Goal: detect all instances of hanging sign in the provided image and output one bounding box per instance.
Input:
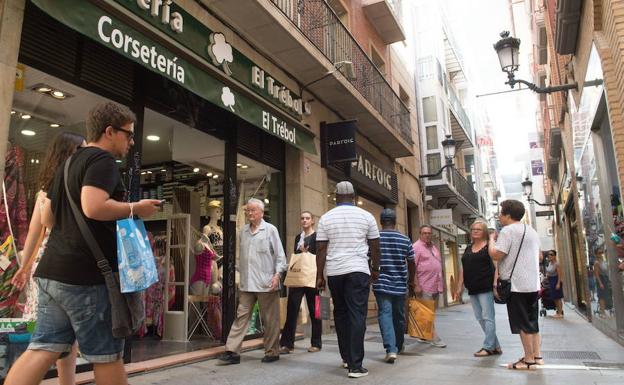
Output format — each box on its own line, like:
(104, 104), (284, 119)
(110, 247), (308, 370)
(349, 146), (397, 203)
(324, 120), (357, 164)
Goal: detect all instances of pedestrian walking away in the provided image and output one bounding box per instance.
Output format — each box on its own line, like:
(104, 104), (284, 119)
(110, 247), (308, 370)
(280, 210), (322, 354)
(373, 209), (415, 364)
(316, 181), (380, 378)
(218, 198), (287, 365)
(4, 102), (161, 385)
(489, 200), (542, 370)
(455, 220), (502, 357)
(412, 225), (446, 348)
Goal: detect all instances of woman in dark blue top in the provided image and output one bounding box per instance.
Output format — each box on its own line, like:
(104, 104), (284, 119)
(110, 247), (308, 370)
(279, 211), (322, 353)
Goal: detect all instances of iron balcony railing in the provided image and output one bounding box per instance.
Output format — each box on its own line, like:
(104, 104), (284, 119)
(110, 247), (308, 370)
(270, 0), (413, 145)
(447, 83), (473, 141)
(451, 168), (479, 211)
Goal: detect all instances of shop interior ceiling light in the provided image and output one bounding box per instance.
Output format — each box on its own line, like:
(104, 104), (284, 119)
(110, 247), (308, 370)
(10, 110), (15, 115)
(21, 129), (36, 136)
(146, 135), (160, 141)
(241, 165), (249, 169)
(193, 167), (200, 172)
(236, 163), (242, 167)
(21, 114), (32, 120)
(212, 174), (219, 179)
(49, 123), (60, 128)
(207, 172), (213, 177)
(31, 83), (73, 100)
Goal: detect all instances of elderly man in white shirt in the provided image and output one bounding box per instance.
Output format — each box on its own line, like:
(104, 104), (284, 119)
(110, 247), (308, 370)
(218, 198), (287, 365)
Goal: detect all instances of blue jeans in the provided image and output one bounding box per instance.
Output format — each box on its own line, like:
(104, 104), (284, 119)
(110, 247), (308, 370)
(374, 292), (405, 353)
(470, 291), (500, 351)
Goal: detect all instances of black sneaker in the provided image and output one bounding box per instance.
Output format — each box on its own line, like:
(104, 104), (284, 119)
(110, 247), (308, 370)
(216, 351), (240, 365)
(347, 367), (369, 378)
(261, 355), (280, 363)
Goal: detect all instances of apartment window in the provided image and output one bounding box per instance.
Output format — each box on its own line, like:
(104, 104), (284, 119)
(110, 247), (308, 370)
(426, 153), (442, 180)
(426, 125), (438, 150)
(370, 45), (386, 75)
(422, 96), (437, 123)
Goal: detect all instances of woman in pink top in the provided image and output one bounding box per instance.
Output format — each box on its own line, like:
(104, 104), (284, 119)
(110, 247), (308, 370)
(412, 225), (446, 348)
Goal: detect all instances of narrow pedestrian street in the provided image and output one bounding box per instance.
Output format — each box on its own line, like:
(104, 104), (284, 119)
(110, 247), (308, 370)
(128, 302), (624, 385)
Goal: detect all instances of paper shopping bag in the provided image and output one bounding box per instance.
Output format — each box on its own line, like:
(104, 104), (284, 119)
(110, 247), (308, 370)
(284, 252), (316, 288)
(407, 297), (436, 341)
(117, 218), (158, 293)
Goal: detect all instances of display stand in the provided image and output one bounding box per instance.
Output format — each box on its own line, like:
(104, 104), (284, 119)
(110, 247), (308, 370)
(163, 214), (191, 341)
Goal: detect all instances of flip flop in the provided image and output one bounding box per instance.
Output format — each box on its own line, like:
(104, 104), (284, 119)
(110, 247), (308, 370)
(508, 358), (536, 370)
(493, 348), (503, 355)
(474, 348), (495, 357)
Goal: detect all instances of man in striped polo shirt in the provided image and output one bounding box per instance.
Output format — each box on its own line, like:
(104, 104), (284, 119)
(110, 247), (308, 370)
(373, 209), (415, 363)
(316, 181), (380, 379)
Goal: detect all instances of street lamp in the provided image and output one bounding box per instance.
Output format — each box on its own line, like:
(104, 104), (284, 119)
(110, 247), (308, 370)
(521, 177), (554, 207)
(420, 134), (457, 179)
(493, 31), (601, 94)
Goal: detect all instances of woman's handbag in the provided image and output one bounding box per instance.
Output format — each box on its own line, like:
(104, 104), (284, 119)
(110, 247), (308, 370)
(494, 225), (526, 304)
(63, 157), (144, 338)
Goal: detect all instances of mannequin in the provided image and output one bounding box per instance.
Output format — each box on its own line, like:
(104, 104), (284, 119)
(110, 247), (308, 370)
(190, 225), (222, 295)
(206, 200), (224, 261)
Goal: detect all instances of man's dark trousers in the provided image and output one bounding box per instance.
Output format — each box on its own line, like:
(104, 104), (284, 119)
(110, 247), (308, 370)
(328, 272), (369, 370)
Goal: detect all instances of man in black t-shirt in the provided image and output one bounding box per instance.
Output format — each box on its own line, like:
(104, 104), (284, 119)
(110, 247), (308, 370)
(5, 102), (161, 385)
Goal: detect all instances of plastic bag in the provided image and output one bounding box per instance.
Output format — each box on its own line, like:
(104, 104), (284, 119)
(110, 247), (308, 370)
(116, 219), (158, 293)
(407, 296), (436, 341)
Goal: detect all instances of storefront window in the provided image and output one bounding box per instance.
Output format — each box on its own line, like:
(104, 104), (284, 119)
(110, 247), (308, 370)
(136, 108), (226, 359)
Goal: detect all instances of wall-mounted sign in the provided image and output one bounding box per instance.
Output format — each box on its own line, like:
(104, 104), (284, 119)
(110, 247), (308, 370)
(430, 209), (453, 227)
(112, 0), (311, 120)
(323, 120), (357, 164)
(32, 0), (317, 154)
(349, 146), (397, 203)
(531, 160), (544, 176)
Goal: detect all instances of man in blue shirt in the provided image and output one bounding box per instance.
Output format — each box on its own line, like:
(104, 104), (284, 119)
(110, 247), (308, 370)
(373, 209), (415, 363)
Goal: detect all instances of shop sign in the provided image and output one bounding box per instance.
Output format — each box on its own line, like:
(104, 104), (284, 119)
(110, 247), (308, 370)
(350, 147), (397, 203)
(112, 0), (310, 119)
(324, 120), (357, 164)
(32, 0), (317, 155)
(430, 209), (453, 226)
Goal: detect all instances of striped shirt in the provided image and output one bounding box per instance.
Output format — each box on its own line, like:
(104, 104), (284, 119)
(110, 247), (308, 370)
(373, 230), (415, 296)
(316, 204), (380, 276)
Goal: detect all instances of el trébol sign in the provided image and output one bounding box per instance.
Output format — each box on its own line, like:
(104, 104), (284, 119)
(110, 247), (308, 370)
(113, 0), (311, 120)
(31, 0), (316, 154)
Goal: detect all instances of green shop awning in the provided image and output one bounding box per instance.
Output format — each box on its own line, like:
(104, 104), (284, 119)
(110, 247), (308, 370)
(31, 0), (317, 154)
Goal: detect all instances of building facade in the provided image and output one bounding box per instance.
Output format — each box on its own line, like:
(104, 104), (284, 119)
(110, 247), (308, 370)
(410, 0), (485, 307)
(0, 0), (422, 377)
(532, 0), (624, 344)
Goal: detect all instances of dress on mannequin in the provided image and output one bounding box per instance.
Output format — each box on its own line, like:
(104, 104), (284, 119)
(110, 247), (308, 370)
(206, 200), (224, 259)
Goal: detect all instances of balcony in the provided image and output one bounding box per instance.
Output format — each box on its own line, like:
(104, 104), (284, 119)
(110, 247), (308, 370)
(362, 0), (405, 44)
(424, 157), (480, 215)
(205, 0), (414, 157)
(447, 85), (474, 148)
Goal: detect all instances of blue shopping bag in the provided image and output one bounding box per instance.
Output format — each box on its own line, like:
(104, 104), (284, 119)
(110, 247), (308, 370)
(116, 218), (158, 293)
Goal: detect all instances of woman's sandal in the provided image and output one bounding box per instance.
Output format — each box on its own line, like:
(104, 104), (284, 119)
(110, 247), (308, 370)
(474, 348), (495, 357)
(534, 356), (544, 365)
(508, 358), (537, 370)
(493, 347), (503, 355)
